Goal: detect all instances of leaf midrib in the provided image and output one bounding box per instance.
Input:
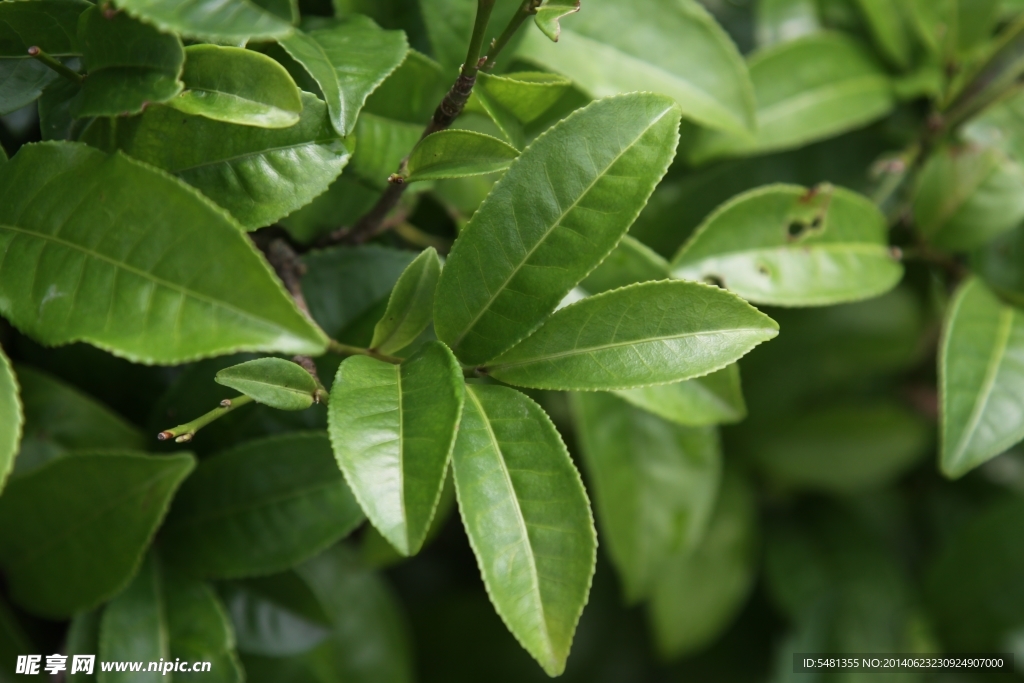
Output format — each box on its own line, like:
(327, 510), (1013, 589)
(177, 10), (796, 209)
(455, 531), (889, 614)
(487, 327), (773, 371)
(466, 387), (554, 661)
(450, 103), (676, 349)
(675, 241), (891, 267)
(0, 224), (293, 337)
(757, 74), (889, 129)
(171, 135), (343, 174)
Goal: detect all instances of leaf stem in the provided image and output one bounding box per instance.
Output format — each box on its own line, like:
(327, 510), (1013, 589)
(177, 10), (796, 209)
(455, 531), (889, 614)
(157, 395), (254, 443)
(328, 339), (404, 364)
(483, 0), (541, 71)
(27, 47), (82, 84)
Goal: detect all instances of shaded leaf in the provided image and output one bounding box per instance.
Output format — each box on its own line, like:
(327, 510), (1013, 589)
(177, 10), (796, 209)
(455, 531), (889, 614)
(404, 130), (518, 183)
(0, 451), (194, 617)
(370, 247), (442, 354)
(972, 223), (1024, 307)
(475, 72), (571, 125)
(347, 111), (422, 189)
(535, 0), (580, 41)
(0, 0), (88, 57)
(161, 433), (363, 579)
(572, 392), (721, 602)
(163, 571), (244, 683)
(686, 33), (894, 164)
(72, 7), (184, 118)
(672, 183), (903, 306)
(67, 609), (101, 683)
(223, 575), (331, 657)
(166, 45), (303, 128)
(434, 93), (682, 366)
(0, 142), (327, 362)
(518, 0), (755, 135)
(615, 364), (747, 426)
(451, 384), (596, 676)
(0, 345), (20, 495)
(854, 0), (913, 67)
(755, 0), (820, 48)
(98, 554), (166, 683)
(648, 469), (757, 659)
(111, 0), (294, 42)
(215, 358), (319, 411)
(38, 76), (83, 140)
(329, 342), (464, 556)
(14, 364), (144, 476)
(743, 401), (930, 493)
(0, 58), (58, 115)
(280, 16), (407, 136)
(913, 143), (1024, 251)
(83, 92), (349, 230)
(485, 281), (779, 391)
(940, 278), (1024, 478)
(580, 235), (669, 294)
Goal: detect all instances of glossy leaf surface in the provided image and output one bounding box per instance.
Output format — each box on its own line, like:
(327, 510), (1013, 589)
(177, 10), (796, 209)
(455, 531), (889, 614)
(73, 7), (184, 118)
(0, 452), (194, 617)
(535, 0), (579, 41)
(615, 364), (747, 426)
(913, 144), (1024, 251)
(111, 0), (293, 42)
(329, 342), (464, 556)
(0, 142), (327, 362)
(0, 345), (20, 494)
(84, 92), (349, 230)
(167, 45), (303, 128)
(940, 278), (1024, 478)
(162, 433), (363, 579)
(434, 93), (682, 366)
(686, 33), (894, 164)
(215, 358), (318, 411)
(0, 0), (87, 57)
(519, 0), (755, 135)
(452, 384), (596, 676)
(280, 16), (407, 136)
(485, 281), (779, 391)
(672, 184), (903, 306)
(370, 247), (442, 355)
(404, 131), (519, 183)
(475, 72), (571, 125)
(572, 392), (721, 602)
(648, 470), (757, 658)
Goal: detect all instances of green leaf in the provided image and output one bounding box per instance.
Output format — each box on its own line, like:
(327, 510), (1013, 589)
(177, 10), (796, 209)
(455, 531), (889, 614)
(68, 609), (101, 683)
(755, 0), (820, 48)
(329, 341), (464, 556)
(580, 235), (669, 294)
(571, 392), (721, 603)
(434, 93), (682, 366)
(302, 245), (417, 342)
(0, 0), (88, 57)
(161, 433), (363, 579)
(223, 574), (331, 656)
(253, 0), (298, 24)
(165, 45), (303, 128)
(370, 247), (442, 354)
(743, 401), (930, 493)
(215, 358), (318, 411)
(0, 345), (21, 495)
(475, 72), (572, 125)
(98, 554), (166, 683)
(648, 469), (757, 659)
(854, 0), (913, 67)
(685, 33), (895, 164)
(451, 384), (596, 676)
(484, 281), (779, 391)
(362, 469), (456, 569)
(913, 143), (1024, 251)
(163, 571), (244, 683)
(517, 0), (755, 136)
(973, 224), (1024, 307)
(72, 6), (184, 118)
(0, 58), (58, 115)
(0, 451), (194, 618)
(404, 130), (519, 183)
(940, 278), (1024, 478)
(926, 497), (1024, 649)
(280, 175), (378, 244)
(282, 545), (413, 683)
(535, 0), (580, 41)
(0, 142), (327, 362)
(348, 111), (422, 190)
(111, 0), (294, 42)
(14, 364), (144, 475)
(82, 92), (349, 230)
(419, 0), (524, 77)
(280, 16), (408, 136)
(671, 184), (903, 306)
(39, 77), (83, 140)
(614, 364), (747, 426)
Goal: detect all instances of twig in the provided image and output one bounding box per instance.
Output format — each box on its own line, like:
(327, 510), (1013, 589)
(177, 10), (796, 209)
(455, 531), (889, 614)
(292, 354), (329, 404)
(483, 0), (542, 71)
(328, 339), (404, 364)
(265, 238), (310, 315)
(157, 395), (254, 443)
(27, 47), (82, 84)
